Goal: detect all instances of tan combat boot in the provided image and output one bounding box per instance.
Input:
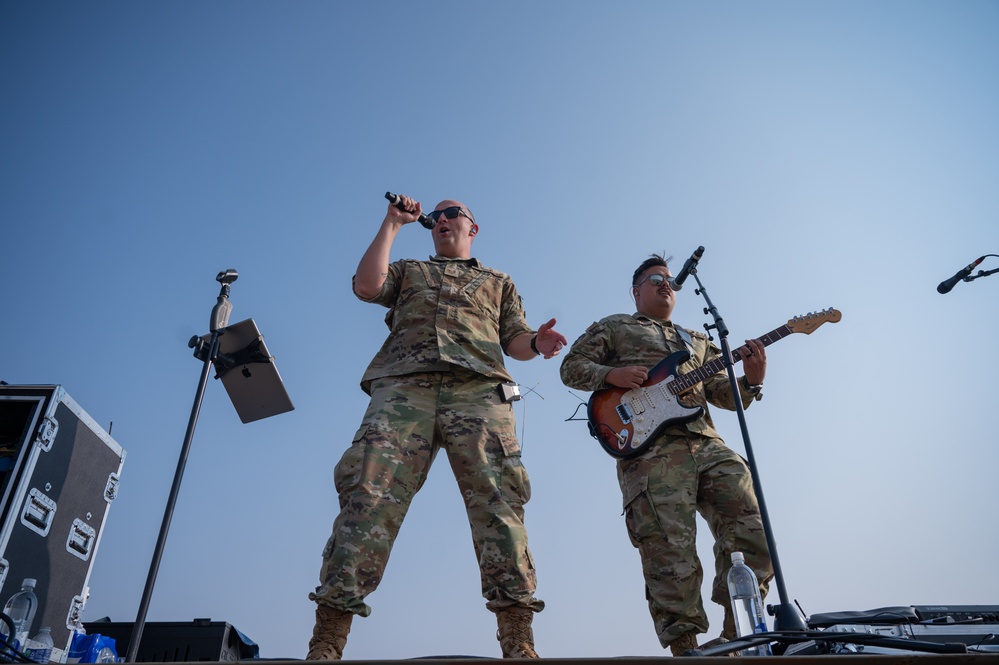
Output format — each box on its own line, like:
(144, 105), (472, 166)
(496, 606), (539, 658)
(307, 604), (353, 660)
(669, 631), (699, 657)
(699, 608), (739, 656)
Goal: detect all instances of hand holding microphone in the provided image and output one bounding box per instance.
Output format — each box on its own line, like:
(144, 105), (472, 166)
(385, 192), (435, 229)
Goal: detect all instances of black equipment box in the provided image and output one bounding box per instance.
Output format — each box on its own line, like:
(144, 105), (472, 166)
(82, 620), (258, 662)
(0, 385), (125, 658)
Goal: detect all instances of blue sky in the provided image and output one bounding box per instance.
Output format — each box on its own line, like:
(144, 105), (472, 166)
(2, 1), (998, 659)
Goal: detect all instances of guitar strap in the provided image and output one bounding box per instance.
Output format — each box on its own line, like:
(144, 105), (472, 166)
(673, 324), (695, 355)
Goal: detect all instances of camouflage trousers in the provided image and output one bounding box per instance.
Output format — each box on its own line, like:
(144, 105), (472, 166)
(310, 369), (544, 617)
(617, 431), (773, 647)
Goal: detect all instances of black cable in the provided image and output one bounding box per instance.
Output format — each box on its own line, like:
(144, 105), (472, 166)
(688, 628), (973, 657)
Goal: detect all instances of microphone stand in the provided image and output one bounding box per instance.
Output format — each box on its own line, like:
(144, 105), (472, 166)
(687, 265), (974, 657)
(125, 270), (237, 662)
(687, 269), (808, 644)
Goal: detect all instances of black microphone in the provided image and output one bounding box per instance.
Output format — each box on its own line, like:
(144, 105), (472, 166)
(384, 192), (435, 229)
(669, 246), (705, 291)
(937, 257), (984, 294)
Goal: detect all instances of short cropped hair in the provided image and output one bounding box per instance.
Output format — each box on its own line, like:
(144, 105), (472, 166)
(632, 253), (673, 286)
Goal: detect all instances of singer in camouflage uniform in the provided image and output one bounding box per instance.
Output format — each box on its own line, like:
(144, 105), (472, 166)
(560, 254), (773, 656)
(307, 195), (567, 660)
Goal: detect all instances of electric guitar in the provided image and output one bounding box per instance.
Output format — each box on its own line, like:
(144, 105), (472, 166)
(586, 308), (841, 459)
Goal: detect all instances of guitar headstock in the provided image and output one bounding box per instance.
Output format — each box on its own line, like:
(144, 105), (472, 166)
(787, 308), (842, 335)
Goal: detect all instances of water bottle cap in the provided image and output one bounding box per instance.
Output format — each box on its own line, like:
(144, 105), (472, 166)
(731, 551), (745, 564)
(23, 578), (37, 589)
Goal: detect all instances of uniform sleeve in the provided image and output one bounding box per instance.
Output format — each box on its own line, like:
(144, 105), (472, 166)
(498, 276), (534, 350)
(352, 260), (403, 307)
(560, 321), (615, 392)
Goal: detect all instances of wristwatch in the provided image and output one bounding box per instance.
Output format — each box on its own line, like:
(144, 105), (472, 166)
(741, 376), (763, 400)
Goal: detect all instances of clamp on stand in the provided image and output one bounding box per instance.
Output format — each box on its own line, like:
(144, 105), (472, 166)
(964, 255), (999, 287)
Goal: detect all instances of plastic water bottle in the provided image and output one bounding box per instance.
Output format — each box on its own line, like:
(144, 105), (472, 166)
(25, 626), (53, 663)
(726, 552), (772, 656)
(1, 578), (39, 652)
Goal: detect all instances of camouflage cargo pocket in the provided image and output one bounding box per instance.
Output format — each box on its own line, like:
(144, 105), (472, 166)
(622, 473), (664, 546)
(333, 424), (369, 495)
(500, 455), (532, 509)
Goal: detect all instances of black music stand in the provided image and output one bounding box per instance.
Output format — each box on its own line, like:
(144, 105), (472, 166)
(125, 269), (294, 662)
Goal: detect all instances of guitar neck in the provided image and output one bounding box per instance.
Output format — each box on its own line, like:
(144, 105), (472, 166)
(669, 324), (792, 394)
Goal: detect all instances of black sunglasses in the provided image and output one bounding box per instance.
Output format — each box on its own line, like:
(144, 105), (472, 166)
(636, 273), (672, 288)
(428, 206), (473, 223)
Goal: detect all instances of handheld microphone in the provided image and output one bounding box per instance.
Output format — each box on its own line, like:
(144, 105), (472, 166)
(936, 257), (984, 294)
(384, 192), (435, 229)
(669, 246), (705, 291)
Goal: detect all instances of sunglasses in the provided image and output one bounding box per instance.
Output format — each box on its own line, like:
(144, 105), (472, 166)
(636, 273), (672, 288)
(428, 206), (473, 223)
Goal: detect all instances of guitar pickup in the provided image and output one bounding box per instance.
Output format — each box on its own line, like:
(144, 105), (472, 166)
(615, 402), (633, 424)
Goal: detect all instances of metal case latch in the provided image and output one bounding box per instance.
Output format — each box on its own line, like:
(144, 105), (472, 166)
(105, 473), (120, 503)
(66, 591), (89, 631)
(36, 415), (59, 452)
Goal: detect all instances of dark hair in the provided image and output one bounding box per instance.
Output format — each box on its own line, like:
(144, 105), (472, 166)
(632, 253), (673, 285)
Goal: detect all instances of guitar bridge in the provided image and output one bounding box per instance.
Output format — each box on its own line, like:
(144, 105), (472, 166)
(615, 402), (633, 424)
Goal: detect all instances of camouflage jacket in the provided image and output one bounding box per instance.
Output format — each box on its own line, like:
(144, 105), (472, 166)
(560, 313), (758, 438)
(356, 256), (534, 394)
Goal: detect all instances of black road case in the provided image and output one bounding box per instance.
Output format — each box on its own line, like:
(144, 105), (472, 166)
(83, 619), (259, 662)
(0, 385), (125, 660)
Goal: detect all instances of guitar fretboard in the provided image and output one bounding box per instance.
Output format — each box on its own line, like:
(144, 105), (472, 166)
(668, 325), (793, 394)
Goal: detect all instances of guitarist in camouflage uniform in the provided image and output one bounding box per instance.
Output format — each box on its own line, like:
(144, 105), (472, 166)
(307, 194), (567, 660)
(559, 253), (773, 656)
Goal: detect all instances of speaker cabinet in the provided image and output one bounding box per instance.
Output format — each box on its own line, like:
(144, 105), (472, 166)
(83, 619), (258, 662)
